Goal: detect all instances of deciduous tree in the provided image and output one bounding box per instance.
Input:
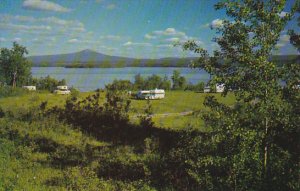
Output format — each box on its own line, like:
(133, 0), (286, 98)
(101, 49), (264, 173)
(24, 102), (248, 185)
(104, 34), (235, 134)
(181, 0), (299, 190)
(0, 42), (31, 87)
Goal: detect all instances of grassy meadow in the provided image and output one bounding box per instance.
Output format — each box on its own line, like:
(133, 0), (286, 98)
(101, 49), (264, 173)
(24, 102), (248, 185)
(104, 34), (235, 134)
(0, 90), (235, 129)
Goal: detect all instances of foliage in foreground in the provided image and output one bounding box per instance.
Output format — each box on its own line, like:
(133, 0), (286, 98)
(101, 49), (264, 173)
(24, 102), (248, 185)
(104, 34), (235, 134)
(182, 0), (300, 190)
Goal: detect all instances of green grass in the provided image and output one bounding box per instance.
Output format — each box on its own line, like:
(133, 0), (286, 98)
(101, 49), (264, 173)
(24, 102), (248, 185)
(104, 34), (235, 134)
(0, 116), (108, 190)
(0, 90), (235, 129)
(0, 90), (235, 190)
(131, 91), (234, 129)
(130, 91), (235, 113)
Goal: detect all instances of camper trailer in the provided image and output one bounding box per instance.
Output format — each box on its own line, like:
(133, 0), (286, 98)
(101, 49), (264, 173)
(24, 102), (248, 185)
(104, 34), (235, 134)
(204, 83), (225, 93)
(136, 89), (165, 99)
(22, 86), (36, 91)
(216, 83), (225, 93)
(54, 85), (71, 95)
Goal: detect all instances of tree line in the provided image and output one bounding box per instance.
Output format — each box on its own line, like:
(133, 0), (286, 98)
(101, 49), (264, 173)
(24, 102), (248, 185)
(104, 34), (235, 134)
(106, 70), (206, 92)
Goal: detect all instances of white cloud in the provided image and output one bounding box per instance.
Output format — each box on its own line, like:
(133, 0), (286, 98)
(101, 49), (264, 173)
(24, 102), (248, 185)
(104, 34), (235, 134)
(211, 19), (224, 29)
(144, 34), (156, 39)
(123, 41), (152, 47)
(165, 28), (175, 34)
(68, 38), (79, 43)
(165, 37), (180, 42)
(146, 28), (189, 44)
(124, 47), (133, 50)
(145, 28), (203, 48)
(10, 15), (36, 22)
(0, 23), (52, 31)
(41, 17), (83, 27)
(156, 44), (173, 48)
(153, 28), (186, 37)
(32, 38), (42, 44)
(0, 37), (6, 42)
(13, 37), (22, 42)
(200, 23), (210, 29)
(22, 0), (71, 12)
(106, 47), (117, 51)
(123, 41), (133, 46)
(70, 26), (86, 32)
(0, 14), (89, 38)
(106, 4), (116, 10)
(0, 14), (84, 28)
(99, 35), (121, 40)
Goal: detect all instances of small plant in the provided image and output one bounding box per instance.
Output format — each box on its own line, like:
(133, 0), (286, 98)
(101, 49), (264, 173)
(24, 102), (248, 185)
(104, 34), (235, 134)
(70, 87), (80, 98)
(139, 99), (154, 128)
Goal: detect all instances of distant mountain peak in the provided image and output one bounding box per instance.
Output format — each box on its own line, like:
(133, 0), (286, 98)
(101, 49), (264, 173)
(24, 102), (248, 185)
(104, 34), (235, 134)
(78, 49), (98, 53)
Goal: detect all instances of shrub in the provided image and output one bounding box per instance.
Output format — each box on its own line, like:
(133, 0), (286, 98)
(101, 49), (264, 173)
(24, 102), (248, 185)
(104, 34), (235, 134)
(0, 86), (28, 98)
(97, 146), (150, 181)
(64, 167), (108, 191)
(185, 81), (205, 92)
(69, 87), (80, 98)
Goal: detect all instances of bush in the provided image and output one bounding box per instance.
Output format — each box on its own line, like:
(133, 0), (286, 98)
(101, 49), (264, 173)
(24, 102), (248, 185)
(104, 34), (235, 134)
(0, 86), (28, 98)
(47, 90), (131, 136)
(185, 81), (205, 92)
(97, 146), (150, 181)
(105, 79), (133, 91)
(64, 167), (113, 191)
(70, 87), (80, 98)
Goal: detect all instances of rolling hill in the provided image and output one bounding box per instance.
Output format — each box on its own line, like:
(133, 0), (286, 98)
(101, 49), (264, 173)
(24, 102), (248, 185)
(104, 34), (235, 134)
(27, 49), (299, 68)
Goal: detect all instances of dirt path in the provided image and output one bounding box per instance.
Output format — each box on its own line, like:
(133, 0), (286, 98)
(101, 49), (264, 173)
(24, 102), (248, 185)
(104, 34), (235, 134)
(131, 111), (194, 119)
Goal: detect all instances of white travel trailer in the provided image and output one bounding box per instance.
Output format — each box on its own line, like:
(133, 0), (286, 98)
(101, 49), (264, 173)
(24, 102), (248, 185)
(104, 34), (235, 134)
(136, 89), (165, 99)
(56, 86), (68, 90)
(204, 83), (225, 93)
(22, 86), (36, 91)
(216, 83), (225, 93)
(54, 85), (71, 95)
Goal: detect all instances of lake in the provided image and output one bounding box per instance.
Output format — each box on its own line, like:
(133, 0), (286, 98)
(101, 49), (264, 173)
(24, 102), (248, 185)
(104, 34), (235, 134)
(32, 67), (210, 92)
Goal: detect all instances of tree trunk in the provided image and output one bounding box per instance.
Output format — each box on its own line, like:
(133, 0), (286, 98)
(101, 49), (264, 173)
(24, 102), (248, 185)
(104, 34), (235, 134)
(262, 117), (270, 190)
(264, 118), (268, 175)
(263, 87), (270, 190)
(12, 71), (17, 88)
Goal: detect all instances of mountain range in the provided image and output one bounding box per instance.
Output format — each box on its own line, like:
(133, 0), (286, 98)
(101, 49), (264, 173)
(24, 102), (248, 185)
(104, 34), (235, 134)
(27, 49), (299, 68)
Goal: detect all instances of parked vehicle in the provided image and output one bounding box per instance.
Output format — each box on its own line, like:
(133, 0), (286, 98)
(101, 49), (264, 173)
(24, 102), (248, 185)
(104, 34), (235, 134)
(204, 83), (225, 93)
(204, 86), (211, 93)
(216, 83), (225, 93)
(22, 86), (36, 91)
(54, 85), (70, 95)
(136, 89), (165, 99)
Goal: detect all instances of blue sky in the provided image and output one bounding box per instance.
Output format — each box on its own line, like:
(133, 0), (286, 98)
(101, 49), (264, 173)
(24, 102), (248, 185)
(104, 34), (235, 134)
(0, 0), (299, 58)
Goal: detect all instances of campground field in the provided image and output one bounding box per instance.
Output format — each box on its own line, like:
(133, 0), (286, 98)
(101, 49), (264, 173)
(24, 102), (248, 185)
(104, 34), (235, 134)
(0, 90), (235, 130)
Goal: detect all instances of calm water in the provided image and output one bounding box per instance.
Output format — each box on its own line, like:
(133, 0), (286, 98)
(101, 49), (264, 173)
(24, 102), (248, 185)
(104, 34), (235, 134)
(32, 67), (210, 92)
